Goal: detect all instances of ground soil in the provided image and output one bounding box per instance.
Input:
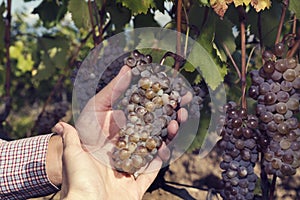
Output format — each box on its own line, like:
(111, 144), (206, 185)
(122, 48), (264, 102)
(31, 146), (300, 200)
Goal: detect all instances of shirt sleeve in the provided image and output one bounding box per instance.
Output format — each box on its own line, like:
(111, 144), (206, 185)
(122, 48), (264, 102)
(0, 134), (60, 200)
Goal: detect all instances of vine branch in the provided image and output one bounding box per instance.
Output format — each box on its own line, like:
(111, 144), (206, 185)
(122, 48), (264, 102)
(238, 6), (247, 109)
(4, 0), (12, 98)
(88, 0), (97, 46)
(275, 0), (289, 44)
(98, 0), (106, 44)
(175, 0), (182, 72)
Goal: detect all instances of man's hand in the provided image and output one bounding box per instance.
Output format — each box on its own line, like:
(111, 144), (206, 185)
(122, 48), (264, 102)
(75, 65), (189, 171)
(54, 122), (169, 200)
(53, 65), (190, 199)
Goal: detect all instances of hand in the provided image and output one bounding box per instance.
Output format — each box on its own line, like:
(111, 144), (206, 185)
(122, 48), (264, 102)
(57, 65), (189, 200)
(75, 65), (189, 168)
(54, 122), (164, 200)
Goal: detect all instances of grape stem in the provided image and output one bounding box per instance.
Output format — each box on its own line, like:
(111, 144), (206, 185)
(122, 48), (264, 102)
(223, 43), (241, 80)
(269, 175), (277, 200)
(286, 38), (300, 58)
(275, 0), (289, 44)
(260, 153), (270, 199)
(238, 6), (247, 109)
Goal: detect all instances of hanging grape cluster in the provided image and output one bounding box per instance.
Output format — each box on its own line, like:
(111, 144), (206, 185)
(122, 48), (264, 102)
(111, 50), (195, 175)
(249, 42), (300, 177)
(218, 102), (258, 200)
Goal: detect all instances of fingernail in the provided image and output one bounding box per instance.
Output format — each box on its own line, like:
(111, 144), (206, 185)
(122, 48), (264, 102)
(53, 123), (64, 134)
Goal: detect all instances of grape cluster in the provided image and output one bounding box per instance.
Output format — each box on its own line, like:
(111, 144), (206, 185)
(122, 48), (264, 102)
(112, 50), (192, 175)
(248, 43), (300, 177)
(72, 42), (126, 110)
(33, 101), (69, 134)
(218, 102), (258, 200)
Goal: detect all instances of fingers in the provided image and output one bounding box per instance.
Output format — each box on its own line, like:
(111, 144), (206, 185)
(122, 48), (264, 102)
(158, 143), (170, 162)
(53, 122), (81, 149)
(177, 108), (188, 123)
(94, 65), (132, 110)
(167, 120), (179, 140)
(180, 91), (193, 106)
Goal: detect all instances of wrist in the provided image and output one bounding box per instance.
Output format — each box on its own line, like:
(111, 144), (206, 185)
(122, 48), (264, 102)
(46, 134), (63, 187)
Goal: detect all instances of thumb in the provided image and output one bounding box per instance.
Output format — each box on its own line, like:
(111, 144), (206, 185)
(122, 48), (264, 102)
(53, 122), (81, 148)
(93, 65), (132, 110)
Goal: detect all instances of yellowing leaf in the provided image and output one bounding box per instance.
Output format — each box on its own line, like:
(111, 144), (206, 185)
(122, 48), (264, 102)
(243, 0), (251, 5)
(210, 0), (231, 17)
(251, 0), (271, 12)
(233, 0), (244, 7)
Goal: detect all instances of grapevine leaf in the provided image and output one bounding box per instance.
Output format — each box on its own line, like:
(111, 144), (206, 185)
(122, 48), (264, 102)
(34, 61), (56, 81)
(183, 62), (196, 72)
(16, 54), (34, 73)
(153, 0), (164, 13)
(106, 3), (131, 33)
(198, 0), (209, 6)
(32, 0), (68, 28)
(68, 0), (90, 30)
(95, 0), (103, 8)
(10, 41), (34, 73)
(210, 0), (230, 17)
(250, 0), (271, 12)
(248, 1), (282, 47)
(116, 0), (155, 15)
(189, 16), (227, 90)
(188, 3), (207, 29)
(289, 0), (300, 19)
(37, 36), (69, 70)
(214, 17), (236, 62)
(134, 12), (160, 28)
(0, 2), (5, 50)
(189, 42), (227, 90)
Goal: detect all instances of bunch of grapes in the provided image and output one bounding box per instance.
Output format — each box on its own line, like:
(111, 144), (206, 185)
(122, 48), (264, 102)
(248, 42), (300, 177)
(218, 102), (258, 200)
(111, 50), (194, 175)
(33, 101), (69, 134)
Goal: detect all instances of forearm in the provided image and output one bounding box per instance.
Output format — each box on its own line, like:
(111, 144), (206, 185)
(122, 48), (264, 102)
(47, 134), (63, 187)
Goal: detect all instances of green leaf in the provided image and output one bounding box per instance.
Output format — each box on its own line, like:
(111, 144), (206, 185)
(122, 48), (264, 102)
(153, 0), (164, 13)
(0, 2), (5, 50)
(214, 17), (236, 62)
(32, 0), (68, 28)
(34, 61), (56, 81)
(248, 1), (283, 47)
(68, 0), (90, 30)
(198, 0), (209, 6)
(9, 41), (34, 73)
(37, 36), (69, 70)
(106, 3), (131, 33)
(134, 11), (160, 28)
(189, 17), (227, 90)
(289, 0), (300, 19)
(116, 0), (155, 14)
